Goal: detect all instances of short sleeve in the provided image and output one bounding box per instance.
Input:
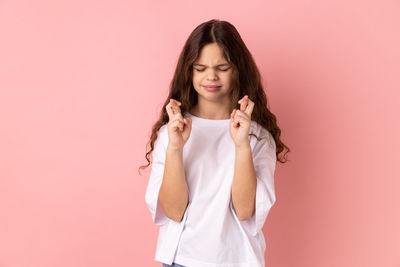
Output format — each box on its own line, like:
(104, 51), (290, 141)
(230, 128), (277, 236)
(144, 125), (169, 226)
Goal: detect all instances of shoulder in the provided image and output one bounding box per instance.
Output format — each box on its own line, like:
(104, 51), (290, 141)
(159, 123), (168, 134)
(155, 123), (169, 148)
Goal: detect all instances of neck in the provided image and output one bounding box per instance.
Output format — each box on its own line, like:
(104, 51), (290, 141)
(189, 97), (231, 120)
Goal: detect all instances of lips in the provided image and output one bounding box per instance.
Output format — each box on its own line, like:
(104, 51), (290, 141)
(203, 85), (221, 92)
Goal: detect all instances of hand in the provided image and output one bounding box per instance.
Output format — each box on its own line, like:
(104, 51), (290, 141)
(229, 95), (254, 148)
(166, 98), (192, 150)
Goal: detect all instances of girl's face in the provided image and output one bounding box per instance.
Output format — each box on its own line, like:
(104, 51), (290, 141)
(192, 43), (233, 102)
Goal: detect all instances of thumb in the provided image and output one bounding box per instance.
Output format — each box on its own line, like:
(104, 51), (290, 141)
(184, 117), (192, 128)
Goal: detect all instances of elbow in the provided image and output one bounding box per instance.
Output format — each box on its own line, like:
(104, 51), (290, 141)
(232, 202), (254, 221)
(159, 189), (189, 223)
(237, 208), (255, 221)
(163, 201), (189, 223)
(166, 207), (186, 222)
(238, 213), (252, 221)
(168, 212), (184, 222)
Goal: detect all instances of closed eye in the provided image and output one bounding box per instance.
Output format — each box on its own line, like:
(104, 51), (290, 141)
(195, 68), (230, 72)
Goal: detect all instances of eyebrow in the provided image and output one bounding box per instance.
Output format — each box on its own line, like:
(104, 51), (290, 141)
(193, 63), (230, 67)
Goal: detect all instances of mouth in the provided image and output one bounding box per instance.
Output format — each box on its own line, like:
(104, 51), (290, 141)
(203, 85), (221, 92)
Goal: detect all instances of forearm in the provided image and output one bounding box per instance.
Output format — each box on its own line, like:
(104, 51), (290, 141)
(159, 145), (189, 222)
(231, 141), (257, 221)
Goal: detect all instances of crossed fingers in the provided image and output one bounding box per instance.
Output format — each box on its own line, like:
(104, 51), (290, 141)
(166, 98), (186, 131)
(237, 95), (254, 119)
(166, 99), (183, 119)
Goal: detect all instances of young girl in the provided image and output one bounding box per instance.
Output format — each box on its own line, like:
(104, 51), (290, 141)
(140, 19), (289, 267)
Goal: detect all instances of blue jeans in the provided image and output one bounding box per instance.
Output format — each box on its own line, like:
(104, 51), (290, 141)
(162, 263), (185, 267)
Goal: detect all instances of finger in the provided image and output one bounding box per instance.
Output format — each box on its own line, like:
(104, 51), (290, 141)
(239, 96), (253, 117)
(231, 116), (240, 128)
(245, 100), (254, 118)
(169, 99), (179, 108)
(171, 99), (182, 106)
(176, 118), (184, 131)
(240, 97), (253, 118)
(240, 97), (248, 112)
(231, 109), (238, 120)
(231, 109), (242, 127)
(171, 117), (184, 123)
(171, 99), (182, 113)
(235, 115), (250, 126)
(184, 117), (192, 126)
(166, 103), (174, 119)
(170, 100), (183, 117)
(169, 100), (177, 114)
(238, 95), (248, 104)
(170, 118), (184, 131)
(183, 117), (192, 131)
(234, 112), (249, 125)
(168, 107), (182, 122)
(234, 109), (250, 120)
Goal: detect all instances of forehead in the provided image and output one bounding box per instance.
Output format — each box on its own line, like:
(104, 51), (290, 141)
(194, 43), (228, 64)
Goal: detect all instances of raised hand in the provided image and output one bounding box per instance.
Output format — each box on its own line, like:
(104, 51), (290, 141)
(229, 95), (255, 148)
(165, 99), (192, 150)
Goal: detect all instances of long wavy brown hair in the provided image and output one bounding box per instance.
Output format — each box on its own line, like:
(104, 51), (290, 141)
(138, 19), (290, 175)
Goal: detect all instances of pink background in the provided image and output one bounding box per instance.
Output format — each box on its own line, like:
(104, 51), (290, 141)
(1, 0), (399, 266)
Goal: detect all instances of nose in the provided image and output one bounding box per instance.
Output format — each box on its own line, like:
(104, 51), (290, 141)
(206, 69), (218, 81)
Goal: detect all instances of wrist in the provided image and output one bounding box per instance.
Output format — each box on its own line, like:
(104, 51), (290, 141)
(167, 144), (183, 153)
(235, 141), (251, 151)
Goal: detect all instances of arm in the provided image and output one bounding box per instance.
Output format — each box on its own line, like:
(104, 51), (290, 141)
(231, 141), (257, 221)
(158, 145), (189, 222)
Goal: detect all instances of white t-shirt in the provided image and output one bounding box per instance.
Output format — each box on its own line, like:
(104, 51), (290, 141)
(145, 111), (277, 267)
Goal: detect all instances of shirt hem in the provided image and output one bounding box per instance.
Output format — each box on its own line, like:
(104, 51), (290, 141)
(155, 253), (174, 265)
(174, 255), (262, 267)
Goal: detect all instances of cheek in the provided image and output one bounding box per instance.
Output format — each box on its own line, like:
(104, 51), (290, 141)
(222, 73), (233, 84)
(192, 75), (203, 90)
(192, 73), (201, 84)
(193, 74), (207, 88)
